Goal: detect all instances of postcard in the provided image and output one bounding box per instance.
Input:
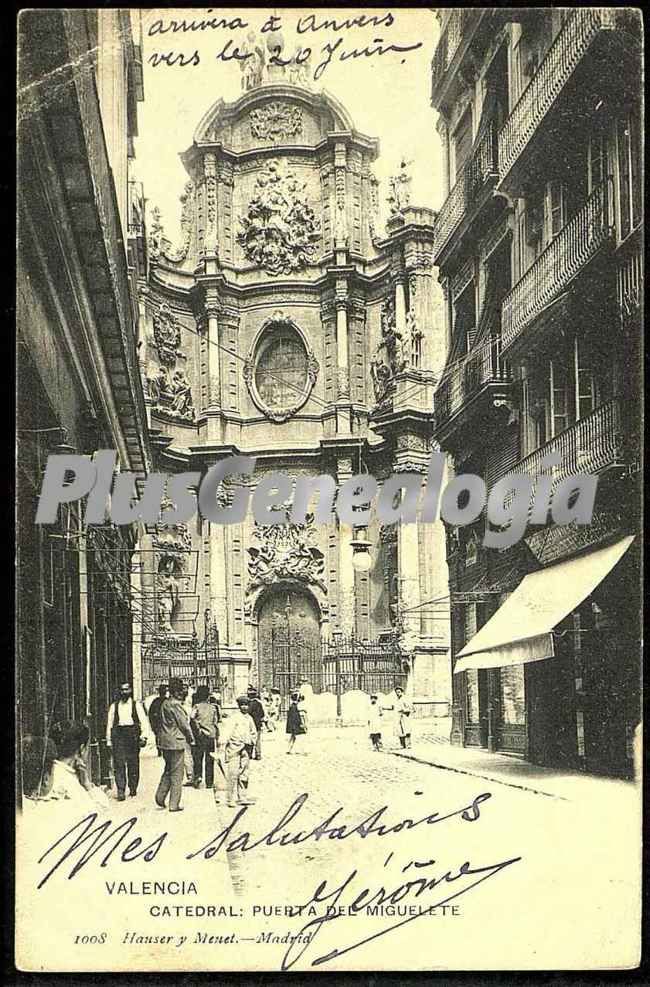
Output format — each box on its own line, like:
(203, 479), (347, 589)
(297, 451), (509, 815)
(16, 6), (642, 973)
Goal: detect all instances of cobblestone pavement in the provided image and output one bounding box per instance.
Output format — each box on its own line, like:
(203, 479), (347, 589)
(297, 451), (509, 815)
(21, 723), (640, 972)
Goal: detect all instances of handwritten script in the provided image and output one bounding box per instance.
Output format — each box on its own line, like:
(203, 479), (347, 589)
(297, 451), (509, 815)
(33, 789), (522, 968)
(145, 10), (424, 81)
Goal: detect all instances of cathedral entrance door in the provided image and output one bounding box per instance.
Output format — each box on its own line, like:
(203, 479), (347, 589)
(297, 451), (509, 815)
(257, 586), (322, 702)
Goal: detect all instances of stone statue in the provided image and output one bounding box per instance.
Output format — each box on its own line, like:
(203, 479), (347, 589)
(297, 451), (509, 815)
(370, 297), (407, 405)
(404, 309), (423, 369)
(240, 31), (265, 90)
(170, 367), (195, 421)
(388, 158), (413, 215)
(156, 568), (179, 635)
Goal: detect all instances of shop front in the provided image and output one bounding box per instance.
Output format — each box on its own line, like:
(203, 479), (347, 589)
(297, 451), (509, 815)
(454, 534), (637, 776)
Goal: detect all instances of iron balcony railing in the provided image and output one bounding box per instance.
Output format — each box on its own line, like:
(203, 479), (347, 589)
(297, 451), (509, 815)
(499, 9), (616, 183)
(502, 179), (613, 351)
(434, 336), (511, 432)
(431, 9), (470, 95)
(491, 398), (623, 505)
(433, 122), (499, 261)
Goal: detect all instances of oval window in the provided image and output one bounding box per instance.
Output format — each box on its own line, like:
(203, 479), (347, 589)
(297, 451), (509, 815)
(254, 329), (309, 412)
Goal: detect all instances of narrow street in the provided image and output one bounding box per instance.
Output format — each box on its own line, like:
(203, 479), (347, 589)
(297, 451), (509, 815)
(21, 722), (640, 973)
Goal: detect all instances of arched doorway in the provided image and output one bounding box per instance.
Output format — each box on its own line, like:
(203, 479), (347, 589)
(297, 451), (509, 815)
(257, 585), (322, 698)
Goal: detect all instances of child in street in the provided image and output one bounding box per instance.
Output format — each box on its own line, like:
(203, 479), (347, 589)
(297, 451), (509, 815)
(368, 694), (383, 751)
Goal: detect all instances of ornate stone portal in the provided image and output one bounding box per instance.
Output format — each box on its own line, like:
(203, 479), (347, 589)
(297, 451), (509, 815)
(139, 74), (449, 712)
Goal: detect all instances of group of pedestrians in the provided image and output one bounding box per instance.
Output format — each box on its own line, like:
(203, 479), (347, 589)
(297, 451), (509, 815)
(20, 679), (414, 816)
(367, 685), (413, 751)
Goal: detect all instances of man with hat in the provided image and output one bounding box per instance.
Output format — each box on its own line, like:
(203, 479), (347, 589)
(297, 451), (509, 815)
(217, 695), (257, 808)
(154, 678), (195, 812)
(246, 686), (266, 760)
(105, 682), (147, 801)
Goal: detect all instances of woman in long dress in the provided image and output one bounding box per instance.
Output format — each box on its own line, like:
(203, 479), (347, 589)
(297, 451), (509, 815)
(286, 692), (306, 754)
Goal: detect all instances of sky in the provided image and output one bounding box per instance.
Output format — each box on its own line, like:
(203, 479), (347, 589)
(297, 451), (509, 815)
(133, 8), (444, 243)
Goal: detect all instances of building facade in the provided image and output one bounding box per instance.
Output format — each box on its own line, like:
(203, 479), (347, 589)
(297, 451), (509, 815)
(17, 10), (150, 786)
(137, 47), (451, 718)
(430, 9), (642, 777)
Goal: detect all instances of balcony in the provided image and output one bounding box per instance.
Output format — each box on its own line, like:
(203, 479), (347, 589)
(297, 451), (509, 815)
(498, 9), (616, 188)
(434, 336), (512, 437)
(501, 180), (613, 352)
(491, 398), (624, 505)
(433, 122), (499, 263)
(431, 10), (471, 99)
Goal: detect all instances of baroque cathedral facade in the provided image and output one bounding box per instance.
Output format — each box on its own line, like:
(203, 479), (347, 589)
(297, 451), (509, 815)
(136, 60), (451, 714)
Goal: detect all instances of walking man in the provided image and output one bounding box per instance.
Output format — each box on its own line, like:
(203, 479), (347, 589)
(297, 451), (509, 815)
(191, 685), (220, 787)
(155, 678), (195, 812)
(384, 685), (413, 749)
(246, 686), (265, 760)
(220, 695), (257, 808)
(106, 683), (147, 801)
(148, 684), (168, 757)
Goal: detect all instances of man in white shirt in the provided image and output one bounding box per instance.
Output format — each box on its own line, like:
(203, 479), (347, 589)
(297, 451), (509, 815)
(218, 696), (257, 808)
(383, 685), (413, 749)
(106, 683), (147, 800)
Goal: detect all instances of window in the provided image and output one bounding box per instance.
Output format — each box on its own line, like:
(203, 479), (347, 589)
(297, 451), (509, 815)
(588, 130), (606, 194)
(550, 357), (571, 437)
(254, 330), (309, 412)
(452, 108), (473, 184)
(616, 111), (641, 239)
(574, 337), (597, 421)
(545, 181), (565, 242)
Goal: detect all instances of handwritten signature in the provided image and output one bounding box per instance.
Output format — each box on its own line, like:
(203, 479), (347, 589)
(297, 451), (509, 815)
(281, 852), (522, 970)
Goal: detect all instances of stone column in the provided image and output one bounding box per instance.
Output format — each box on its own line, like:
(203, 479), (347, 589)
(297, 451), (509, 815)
(203, 152), (218, 274)
(334, 141), (349, 262)
(394, 277), (407, 338)
(336, 457), (355, 636)
(335, 279), (351, 433)
(205, 292), (221, 410)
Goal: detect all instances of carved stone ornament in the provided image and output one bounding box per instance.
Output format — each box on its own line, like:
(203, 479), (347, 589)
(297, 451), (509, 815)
(243, 314), (319, 423)
(250, 102), (303, 141)
(152, 303), (183, 366)
(247, 510), (326, 596)
(147, 184), (194, 266)
(237, 158), (321, 275)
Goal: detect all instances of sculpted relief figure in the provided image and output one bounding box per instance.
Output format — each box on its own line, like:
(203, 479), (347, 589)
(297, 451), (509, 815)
(237, 158), (321, 275)
(247, 512), (326, 596)
(170, 368), (195, 422)
(370, 297), (406, 405)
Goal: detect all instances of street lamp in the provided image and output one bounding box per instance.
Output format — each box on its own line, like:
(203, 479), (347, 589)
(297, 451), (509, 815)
(350, 526), (373, 572)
